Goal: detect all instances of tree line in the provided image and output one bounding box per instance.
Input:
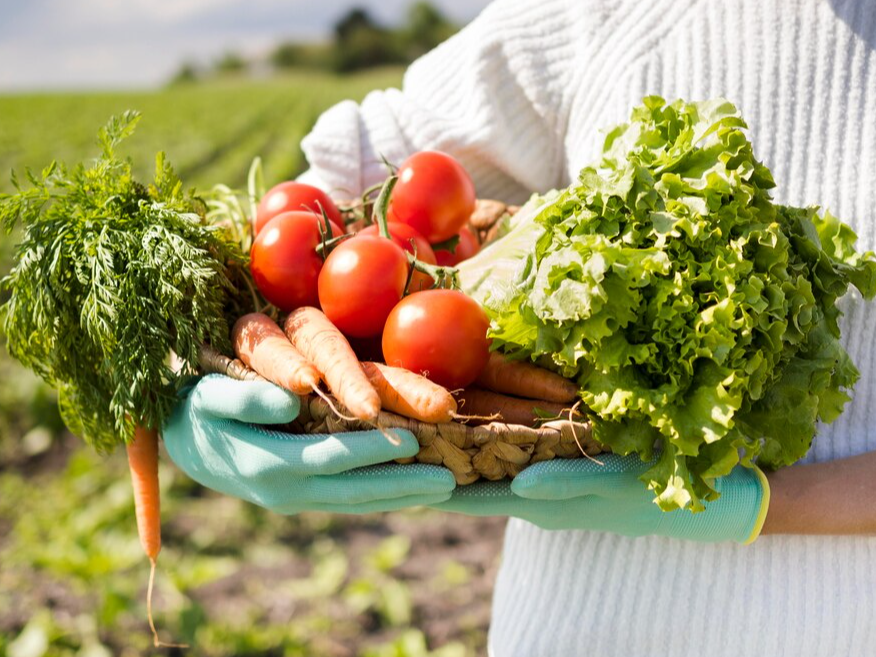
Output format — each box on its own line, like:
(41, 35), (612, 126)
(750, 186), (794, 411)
(173, 2), (459, 84)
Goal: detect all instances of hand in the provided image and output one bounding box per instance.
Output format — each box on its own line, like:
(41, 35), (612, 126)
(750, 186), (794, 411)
(433, 454), (769, 544)
(163, 375), (456, 513)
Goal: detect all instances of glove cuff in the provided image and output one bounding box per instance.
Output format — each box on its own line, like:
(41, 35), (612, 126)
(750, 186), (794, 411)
(740, 465), (770, 545)
(666, 465), (770, 544)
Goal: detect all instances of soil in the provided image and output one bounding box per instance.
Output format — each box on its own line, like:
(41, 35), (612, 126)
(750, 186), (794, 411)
(1, 433), (508, 656)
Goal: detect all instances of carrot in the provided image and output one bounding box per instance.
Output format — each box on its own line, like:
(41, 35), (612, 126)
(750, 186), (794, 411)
(362, 361), (457, 423)
(454, 388), (579, 427)
(475, 352), (578, 403)
(233, 313), (321, 395)
(128, 426), (186, 649)
(129, 426), (161, 561)
(284, 307), (380, 422)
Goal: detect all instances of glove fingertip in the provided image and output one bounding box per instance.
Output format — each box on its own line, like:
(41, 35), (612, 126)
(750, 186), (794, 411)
(195, 375), (300, 424)
(511, 467), (584, 500)
(254, 384), (301, 423)
(410, 464), (457, 493)
(510, 473), (541, 498)
(371, 428), (421, 459)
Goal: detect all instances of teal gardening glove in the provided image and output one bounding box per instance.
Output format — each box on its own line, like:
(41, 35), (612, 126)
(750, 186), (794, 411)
(163, 375), (456, 513)
(433, 454), (770, 544)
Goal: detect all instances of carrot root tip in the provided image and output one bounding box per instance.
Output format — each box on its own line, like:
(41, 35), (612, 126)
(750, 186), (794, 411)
(146, 557), (190, 650)
(566, 401), (603, 465)
(312, 386), (360, 423)
(450, 411), (502, 423)
(371, 422), (402, 446)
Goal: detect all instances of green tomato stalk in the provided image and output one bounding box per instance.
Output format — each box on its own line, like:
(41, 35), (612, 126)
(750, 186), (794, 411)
(371, 174), (460, 292)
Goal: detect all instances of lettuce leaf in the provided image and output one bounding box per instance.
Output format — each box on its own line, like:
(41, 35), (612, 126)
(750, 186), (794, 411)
(459, 97), (876, 511)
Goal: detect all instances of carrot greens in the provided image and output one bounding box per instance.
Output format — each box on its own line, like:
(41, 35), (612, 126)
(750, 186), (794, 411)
(0, 112), (249, 452)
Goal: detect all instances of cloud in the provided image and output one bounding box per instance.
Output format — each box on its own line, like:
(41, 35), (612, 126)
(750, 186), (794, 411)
(0, 0), (493, 90)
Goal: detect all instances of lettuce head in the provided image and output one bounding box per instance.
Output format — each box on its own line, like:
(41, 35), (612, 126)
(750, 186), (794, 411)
(459, 96), (876, 511)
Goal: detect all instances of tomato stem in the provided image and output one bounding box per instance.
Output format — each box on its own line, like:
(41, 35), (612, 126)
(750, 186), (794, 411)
(402, 258), (417, 296)
(361, 181), (384, 202)
(372, 175), (398, 240)
(316, 204), (335, 239)
(405, 252), (460, 290)
(315, 233), (351, 258)
(314, 205), (353, 259)
(378, 153), (398, 175)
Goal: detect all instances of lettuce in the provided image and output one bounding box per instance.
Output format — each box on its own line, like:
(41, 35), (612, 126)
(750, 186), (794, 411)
(459, 97), (876, 511)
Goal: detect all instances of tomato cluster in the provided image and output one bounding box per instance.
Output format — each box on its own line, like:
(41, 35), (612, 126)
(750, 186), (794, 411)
(249, 151), (490, 388)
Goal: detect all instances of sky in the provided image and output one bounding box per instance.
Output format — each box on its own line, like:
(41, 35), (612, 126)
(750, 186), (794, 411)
(0, 0), (493, 91)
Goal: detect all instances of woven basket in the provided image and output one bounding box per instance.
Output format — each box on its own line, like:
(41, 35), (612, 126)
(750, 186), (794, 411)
(200, 199), (604, 485)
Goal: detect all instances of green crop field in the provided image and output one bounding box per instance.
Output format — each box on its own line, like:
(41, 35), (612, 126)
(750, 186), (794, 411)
(0, 69), (403, 193)
(0, 70), (504, 657)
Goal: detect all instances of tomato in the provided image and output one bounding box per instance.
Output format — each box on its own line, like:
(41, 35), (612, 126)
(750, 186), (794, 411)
(382, 290), (490, 388)
(318, 235), (409, 338)
(358, 222), (437, 292)
(250, 211), (345, 312)
(255, 181), (343, 235)
(388, 151), (476, 243)
(434, 226), (480, 266)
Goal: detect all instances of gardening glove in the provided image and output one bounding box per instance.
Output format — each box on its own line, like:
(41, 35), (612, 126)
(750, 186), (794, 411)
(432, 454), (769, 544)
(163, 374), (456, 513)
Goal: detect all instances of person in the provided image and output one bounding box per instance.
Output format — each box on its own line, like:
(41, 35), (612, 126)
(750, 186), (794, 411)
(164, 0), (876, 654)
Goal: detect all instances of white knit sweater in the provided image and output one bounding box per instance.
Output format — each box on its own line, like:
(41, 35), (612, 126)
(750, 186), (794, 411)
(299, 1), (876, 654)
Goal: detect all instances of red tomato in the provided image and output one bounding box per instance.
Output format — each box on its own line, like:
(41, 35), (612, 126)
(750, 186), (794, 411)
(434, 226), (480, 266)
(388, 151), (476, 243)
(250, 211), (345, 312)
(382, 290), (490, 389)
(255, 181), (343, 234)
(318, 236), (409, 338)
(359, 222), (437, 292)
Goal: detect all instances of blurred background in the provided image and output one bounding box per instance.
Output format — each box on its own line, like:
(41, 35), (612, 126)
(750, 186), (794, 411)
(0, 2), (506, 655)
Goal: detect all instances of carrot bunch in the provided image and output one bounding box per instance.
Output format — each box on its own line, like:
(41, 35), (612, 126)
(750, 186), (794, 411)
(231, 310), (581, 433)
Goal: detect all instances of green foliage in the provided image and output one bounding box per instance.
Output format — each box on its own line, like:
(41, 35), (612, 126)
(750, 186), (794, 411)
(270, 42), (335, 71)
(215, 51), (248, 75)
(362, 630), (467, 657)
(401, 2), (458, 59)
(345, 536), (414, 627)
(463, 97), (876, 511)
(169, 62), (199, 86)
(0, 72), (403, 449)
(0, 112), (249, 451)
(0, 436), (487, 656)
(270, 2), (459, 74)
(0, 71), (403, 194)
(332, 8), (407, 73)
(0, 70), (488, 657)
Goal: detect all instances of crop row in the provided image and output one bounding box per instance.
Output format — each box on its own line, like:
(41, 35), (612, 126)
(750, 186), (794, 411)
(0, 69), (403, 193)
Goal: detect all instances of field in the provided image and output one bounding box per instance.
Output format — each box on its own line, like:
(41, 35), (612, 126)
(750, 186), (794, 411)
(0, 69), (405, 193)
(0, 71), (504, 657)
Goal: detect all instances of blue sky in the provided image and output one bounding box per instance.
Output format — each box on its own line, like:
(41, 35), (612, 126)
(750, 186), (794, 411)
(0, 0), (493, 91)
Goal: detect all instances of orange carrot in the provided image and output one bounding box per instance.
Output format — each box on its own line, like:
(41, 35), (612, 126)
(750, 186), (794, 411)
(454, 388), (579, 427)
(362, 361), (457, 423)
(475, 352), (578, 403)
(129, 426), (161, 561)
(233, 313), (321, 395)
(127, 426), (186, 649)
(284, 307), (380, 422)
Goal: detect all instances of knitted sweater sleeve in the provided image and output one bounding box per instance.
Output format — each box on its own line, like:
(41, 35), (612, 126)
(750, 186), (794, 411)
(298, 0), (592, 204)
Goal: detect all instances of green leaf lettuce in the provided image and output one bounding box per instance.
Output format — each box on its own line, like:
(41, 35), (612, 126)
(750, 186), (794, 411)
(460, 97), (876, 511)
